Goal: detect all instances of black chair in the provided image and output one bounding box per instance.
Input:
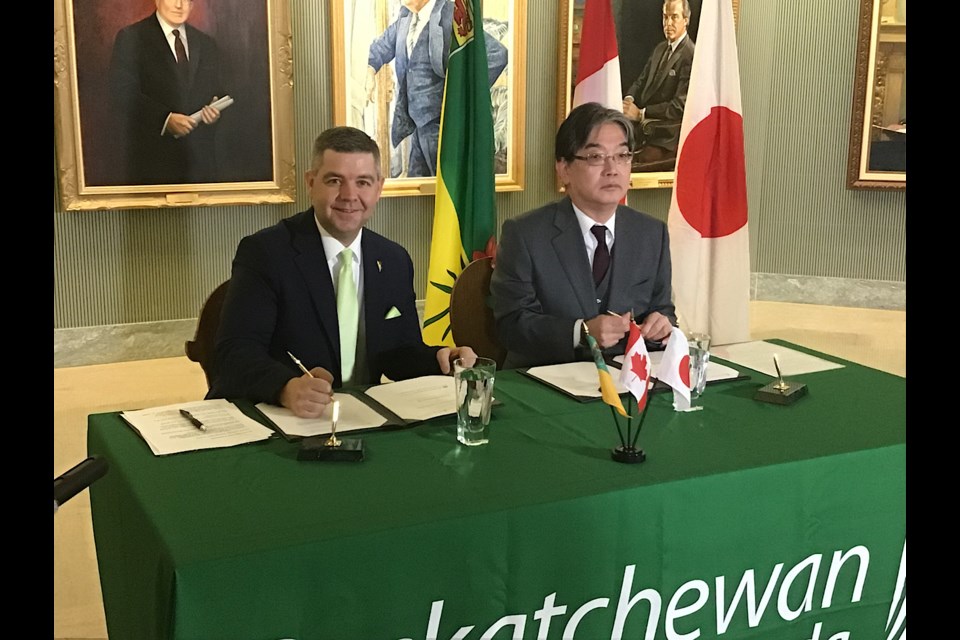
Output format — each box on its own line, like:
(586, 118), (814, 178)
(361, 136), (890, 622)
(185, 280), (230, 389)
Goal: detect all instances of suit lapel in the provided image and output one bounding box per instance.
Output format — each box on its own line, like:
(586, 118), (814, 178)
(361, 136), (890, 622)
(643, 42), (672, 103)
(360, 233), (384, 360)
(551, 198), (598, 317)
(291, 210), (341, 370)
(609, 206), (640, 315)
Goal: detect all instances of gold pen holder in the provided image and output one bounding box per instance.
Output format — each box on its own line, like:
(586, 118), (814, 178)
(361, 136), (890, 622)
(754, 379), (808, 405)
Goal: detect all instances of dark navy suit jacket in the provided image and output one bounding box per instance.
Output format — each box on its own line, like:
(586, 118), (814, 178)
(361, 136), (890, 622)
(109, 13), (223, 184)
(208, 209), (441, 404)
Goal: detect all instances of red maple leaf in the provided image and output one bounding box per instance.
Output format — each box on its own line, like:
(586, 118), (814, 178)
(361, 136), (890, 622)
(630, 352), (648, 381)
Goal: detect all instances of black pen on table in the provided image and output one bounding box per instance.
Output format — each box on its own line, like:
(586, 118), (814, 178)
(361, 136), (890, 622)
(286, 351), (314, 378)
(179, 408), (206, 432)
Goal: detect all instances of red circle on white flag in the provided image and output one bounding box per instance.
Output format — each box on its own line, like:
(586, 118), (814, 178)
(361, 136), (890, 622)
(675, 106), (748, 238)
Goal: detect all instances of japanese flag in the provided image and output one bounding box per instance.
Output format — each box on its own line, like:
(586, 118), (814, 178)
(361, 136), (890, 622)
(658, 327), (692, 412)
(667, 0), (751, 346)
(619, 323), (652, 413)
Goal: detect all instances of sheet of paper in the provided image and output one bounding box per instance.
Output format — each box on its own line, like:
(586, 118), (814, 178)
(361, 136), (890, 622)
(526, 362), (627, 399)
(121, 398), (273, 456)
(614, 351), (742, 383)
(710, 340), (844, 376)
(363, 375), (455, 422)
(256, 393), (387, 438)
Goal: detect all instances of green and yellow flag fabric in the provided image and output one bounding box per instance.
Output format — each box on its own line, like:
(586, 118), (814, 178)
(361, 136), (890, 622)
(422, 0), (498, 346)
(585, 333), (628, 417)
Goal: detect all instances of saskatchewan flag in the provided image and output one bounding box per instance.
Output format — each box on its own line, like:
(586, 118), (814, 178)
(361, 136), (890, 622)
(585, 333), (628, 417)
(422, 0), (498, 346)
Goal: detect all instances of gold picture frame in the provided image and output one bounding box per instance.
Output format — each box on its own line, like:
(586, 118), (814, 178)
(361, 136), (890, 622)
(330, 0), (525, 197)
(54, 0), (296, 210)
(846, 0), (906, 190)
(557, 0), (739, 190)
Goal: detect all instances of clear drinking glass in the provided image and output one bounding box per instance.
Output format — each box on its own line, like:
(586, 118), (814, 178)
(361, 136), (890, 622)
(688, 343), (711, 410)
(454, 357), (496, 446)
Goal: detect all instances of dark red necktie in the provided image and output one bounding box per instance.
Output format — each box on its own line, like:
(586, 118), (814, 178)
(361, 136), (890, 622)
(591, 225), (610, 285)
(172, 29), (188, 66)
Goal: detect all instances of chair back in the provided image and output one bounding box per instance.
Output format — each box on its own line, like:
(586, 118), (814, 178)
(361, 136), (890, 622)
(449, 257), (506, 368)
(185, 280), (230, 388)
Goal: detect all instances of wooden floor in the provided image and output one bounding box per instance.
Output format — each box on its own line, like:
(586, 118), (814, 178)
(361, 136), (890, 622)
(52, 301), (906, 640)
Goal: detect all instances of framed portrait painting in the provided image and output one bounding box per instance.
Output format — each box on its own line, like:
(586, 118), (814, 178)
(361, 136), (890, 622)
(846, 0), (906, 190)
(330, 0), (526, 197)
(54, 0), (295, 210)
(557, 0), (739, 190)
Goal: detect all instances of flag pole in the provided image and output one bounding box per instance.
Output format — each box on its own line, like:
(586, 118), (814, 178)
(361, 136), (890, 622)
(630, 388), (652, 449)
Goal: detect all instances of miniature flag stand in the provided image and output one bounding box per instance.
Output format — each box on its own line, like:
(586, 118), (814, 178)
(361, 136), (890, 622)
(583, 322), (651, 464)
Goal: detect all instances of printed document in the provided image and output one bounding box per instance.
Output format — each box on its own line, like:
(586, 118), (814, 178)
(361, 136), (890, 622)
(711, 341), (844, 377)
(363, 375), (455, 422)
(121, 399), (273, 456)
(256, 393), (387, 438)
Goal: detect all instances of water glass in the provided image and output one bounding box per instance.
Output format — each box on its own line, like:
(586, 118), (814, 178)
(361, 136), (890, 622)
(688, 345), (710, 410)
(454, 357), (496, 446)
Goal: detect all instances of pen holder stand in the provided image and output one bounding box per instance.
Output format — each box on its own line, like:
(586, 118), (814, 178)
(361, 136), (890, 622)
(297, 435), (365, 462)
(754, 380), (807, 405)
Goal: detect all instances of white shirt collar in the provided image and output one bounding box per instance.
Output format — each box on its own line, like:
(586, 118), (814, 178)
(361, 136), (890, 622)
(669, 32), (687, 53)
(316, 222), (363, 266)
(572, 202), (616, 249)
(156, 12), (186, 37)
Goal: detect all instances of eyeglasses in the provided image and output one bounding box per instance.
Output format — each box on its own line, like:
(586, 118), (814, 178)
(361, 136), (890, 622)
(571, 152), (634, 167)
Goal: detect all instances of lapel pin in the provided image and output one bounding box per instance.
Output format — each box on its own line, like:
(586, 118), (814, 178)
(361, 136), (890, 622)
(377, 260), (382, 272)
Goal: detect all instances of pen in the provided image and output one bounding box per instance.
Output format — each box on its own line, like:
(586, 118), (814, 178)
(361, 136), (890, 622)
(325, 400), (342, 448)
(287, 351), (314, 378)
(179, 408), (206, 432)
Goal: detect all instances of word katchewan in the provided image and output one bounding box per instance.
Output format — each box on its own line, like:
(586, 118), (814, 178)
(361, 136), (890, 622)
(399, 546), (871, 640)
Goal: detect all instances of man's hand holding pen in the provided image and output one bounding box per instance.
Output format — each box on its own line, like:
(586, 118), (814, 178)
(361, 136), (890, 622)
(585, 311), (632, 349)
(280, 367), (335, 419)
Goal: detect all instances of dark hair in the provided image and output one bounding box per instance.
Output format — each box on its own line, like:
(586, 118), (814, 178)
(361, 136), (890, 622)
(555, 102), (635, 162)
(312, 126), (381, 175)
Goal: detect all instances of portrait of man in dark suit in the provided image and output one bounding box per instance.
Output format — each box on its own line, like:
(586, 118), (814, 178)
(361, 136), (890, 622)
(64, 0), (276, 193)
(622, 0), (696, 168)
(109, 0), (226, 185)
(365, 0), (508, 178)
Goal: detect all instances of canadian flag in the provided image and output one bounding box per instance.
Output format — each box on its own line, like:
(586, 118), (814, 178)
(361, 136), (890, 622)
(571, 0), (622, 110)
(657, 327), (692, 412)
(618, 323), (652, 413)
(667, 0), (751, 346)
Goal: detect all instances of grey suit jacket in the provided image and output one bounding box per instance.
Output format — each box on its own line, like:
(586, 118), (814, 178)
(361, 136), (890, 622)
(490, 198), (676, 369)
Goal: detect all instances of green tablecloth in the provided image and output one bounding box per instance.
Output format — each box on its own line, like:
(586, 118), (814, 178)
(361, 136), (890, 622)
(88, 343), (906, 640)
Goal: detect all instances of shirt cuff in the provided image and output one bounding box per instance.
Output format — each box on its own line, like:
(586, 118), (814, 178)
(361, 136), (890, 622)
(573, 319), (585, 348)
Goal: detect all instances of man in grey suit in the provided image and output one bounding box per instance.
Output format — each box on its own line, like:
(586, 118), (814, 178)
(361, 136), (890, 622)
(490, 102), (676, 369)
(366, 0), (507, 178)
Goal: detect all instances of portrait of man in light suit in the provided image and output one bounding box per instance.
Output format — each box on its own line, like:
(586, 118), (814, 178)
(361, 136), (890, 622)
(365, 0), (508, 178)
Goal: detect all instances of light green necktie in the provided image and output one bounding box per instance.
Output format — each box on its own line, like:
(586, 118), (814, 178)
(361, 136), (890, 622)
(337, 248), (358, 385)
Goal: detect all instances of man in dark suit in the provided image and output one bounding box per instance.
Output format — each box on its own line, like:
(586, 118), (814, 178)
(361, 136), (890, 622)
(366, 0), (508, 178)
(490, 103), (676, 369)
(109, 0), (224, 185)
(622, 0), (695, 166)
(208, 127), (475, 418)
